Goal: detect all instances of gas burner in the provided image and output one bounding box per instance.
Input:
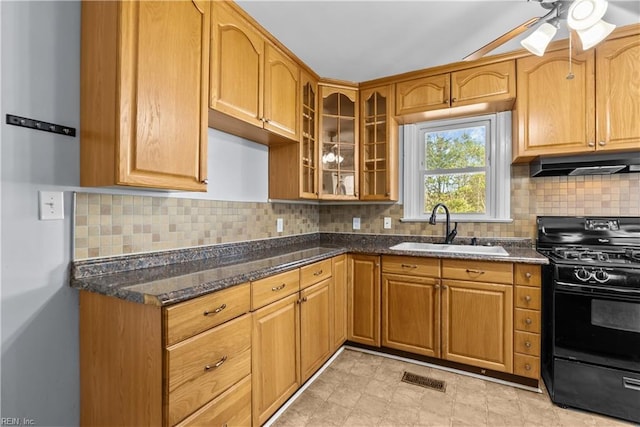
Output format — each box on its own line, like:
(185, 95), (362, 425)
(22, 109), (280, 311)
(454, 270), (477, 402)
(626, 249), (640, 262)
(553, 247), (610, 262)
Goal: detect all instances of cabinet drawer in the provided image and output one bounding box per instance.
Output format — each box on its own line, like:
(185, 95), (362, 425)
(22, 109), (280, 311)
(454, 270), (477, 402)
(382, 255), (440, 277)
(515, 286), (541, 310)
(514, 353), (540, 379)
(514, 308), (541, 333)
(176, 374), (252, 427)
(167, 314), (251, 426)
(514, 331), (540, 356)
(442, 259), (513, 284)
(164, 283), (250, 346)
(251, 269), (300, 310)
(515, 264), (541, 287)
(300, 259), (332, 289)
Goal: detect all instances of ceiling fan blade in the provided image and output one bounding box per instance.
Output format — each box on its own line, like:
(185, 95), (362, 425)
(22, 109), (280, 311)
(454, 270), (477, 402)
(463, 16), (541, 61)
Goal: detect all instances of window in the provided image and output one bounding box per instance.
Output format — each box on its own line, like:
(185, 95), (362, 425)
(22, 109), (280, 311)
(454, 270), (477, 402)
(402, 112), (511, 222)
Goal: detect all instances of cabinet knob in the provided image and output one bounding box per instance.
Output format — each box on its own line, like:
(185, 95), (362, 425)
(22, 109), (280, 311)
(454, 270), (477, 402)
(524, 295), (532, 302)
(525, 318), (533, 325)
(443, 99), (449, 104)
(442, 285), (448, 290)
(201, 179), (209, 184)
(598, 141), (606, 146)
(525, 272), (532, 279)
(525, 341), (532, 348)
(451, 97), (457, 103)
(524, 363), (531, 371)
(435, 284), (440, 289)
(588, 141), (595, 147)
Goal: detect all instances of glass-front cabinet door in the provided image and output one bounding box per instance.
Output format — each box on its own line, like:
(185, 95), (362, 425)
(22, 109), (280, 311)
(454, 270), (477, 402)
(319, 84), (358, 200)
(301, 73), (318, 198)
(360, 85), (398, 201)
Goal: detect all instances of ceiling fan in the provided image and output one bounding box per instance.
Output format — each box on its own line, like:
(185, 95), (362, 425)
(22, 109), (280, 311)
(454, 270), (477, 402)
(463, 0), (616, 61)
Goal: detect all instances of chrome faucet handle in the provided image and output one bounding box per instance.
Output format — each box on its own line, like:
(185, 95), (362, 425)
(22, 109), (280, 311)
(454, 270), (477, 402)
(471, 237), (478, 246)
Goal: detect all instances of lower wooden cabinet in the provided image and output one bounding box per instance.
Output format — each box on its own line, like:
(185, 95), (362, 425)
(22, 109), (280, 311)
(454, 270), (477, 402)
(300, 279), (333, 382)
(332, 254), (348, 350)
(382, 273), (440, 357)
(441, 279), (513, 373)
(348, 254), (381, 347)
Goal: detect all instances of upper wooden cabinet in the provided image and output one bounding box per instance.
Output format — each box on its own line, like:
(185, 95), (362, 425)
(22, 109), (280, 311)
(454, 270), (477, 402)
(80, 0), (209, 191)
(595, 35), (640, 152)
(319, 83), (359, 200)
(210, 1), (300, 143)
(360, 85), (399, 201)
(269, 70), (319, 200)
(395, 61), (516, 121)
(514, 35), (640, 161)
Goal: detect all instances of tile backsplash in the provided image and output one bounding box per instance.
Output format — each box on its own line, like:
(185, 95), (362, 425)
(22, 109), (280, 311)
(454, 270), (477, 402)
(74, 166), (640, 260)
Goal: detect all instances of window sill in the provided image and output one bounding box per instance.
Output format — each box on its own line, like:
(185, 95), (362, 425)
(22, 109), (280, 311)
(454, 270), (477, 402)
(400, 217), (513, 224)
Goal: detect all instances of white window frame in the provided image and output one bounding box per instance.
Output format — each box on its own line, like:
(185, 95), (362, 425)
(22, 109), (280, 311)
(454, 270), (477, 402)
(402, 112), (512, 223)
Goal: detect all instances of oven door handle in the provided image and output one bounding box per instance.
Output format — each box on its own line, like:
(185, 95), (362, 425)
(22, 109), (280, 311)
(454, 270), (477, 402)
(623, 377), (640, 392)
(556, 282), (640, 299)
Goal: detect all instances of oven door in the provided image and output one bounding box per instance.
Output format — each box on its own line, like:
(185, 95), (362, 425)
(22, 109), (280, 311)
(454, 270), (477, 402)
(554, 282), (640, 372)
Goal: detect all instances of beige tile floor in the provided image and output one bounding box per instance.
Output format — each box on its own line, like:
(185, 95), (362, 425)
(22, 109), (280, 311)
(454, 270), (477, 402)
(271, 348), (635, 427)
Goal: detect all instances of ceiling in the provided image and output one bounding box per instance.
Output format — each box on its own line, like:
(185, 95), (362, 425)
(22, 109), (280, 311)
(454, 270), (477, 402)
(235, 0), (640, 82)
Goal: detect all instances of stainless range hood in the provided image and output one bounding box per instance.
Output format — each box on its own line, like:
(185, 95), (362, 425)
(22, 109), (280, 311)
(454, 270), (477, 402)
(530, 152), (640, 177)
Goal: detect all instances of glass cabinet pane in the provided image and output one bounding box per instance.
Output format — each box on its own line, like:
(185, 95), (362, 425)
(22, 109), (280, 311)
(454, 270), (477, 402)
(361, 90), (388, 198)
(301, 81), (317, 196)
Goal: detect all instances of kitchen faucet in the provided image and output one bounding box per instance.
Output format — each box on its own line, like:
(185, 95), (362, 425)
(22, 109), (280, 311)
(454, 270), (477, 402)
(428, 203), (458, 244)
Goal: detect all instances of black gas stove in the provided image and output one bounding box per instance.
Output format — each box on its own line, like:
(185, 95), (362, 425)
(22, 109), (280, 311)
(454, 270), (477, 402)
(537, 216), (640, 424)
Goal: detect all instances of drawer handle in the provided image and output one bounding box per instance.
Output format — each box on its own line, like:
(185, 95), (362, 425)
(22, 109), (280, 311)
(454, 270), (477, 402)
(203, 303), (226, 316)
(525, 341), (532, 348)
(466, 269), (485, 275)
(524, 363), (531, 371)
(313, 269), (323, 276)
(525, 272), (532, 279)
(623, 377), (640, 392)
(204, 355), (227, 371)
(524, 295), (532, 302)
(272, 284), (286, 292)
(401, 264), (418, 269)
(525, 318), (533, 325)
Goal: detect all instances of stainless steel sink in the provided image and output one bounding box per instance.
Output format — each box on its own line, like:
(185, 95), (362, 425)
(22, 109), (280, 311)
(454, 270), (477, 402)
(389, 242), (509, 256)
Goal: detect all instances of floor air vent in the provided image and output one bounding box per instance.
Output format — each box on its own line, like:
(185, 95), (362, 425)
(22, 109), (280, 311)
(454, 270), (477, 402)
(401, 372), (446, 392)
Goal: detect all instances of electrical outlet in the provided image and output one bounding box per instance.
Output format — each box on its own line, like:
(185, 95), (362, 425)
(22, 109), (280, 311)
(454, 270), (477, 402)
(352, 217), (361, 230)
(384, 217), (392, 229)
(39, 191), (64, 220)
(276, 218), (284, 233)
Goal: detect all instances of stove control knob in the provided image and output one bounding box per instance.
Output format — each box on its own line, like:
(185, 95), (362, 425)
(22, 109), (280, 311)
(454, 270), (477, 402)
(594, 269), (609, 283)
(575, 268), (591, 281)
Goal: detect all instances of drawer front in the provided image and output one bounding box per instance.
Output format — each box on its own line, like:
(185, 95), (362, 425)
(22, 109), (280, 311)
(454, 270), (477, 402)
(251, 269), (300, 310)
(167, 314), (251, 426)
(300, 259), (332, 289)
(164, 283), (250, 346)
(442, 259), (513, 284)
(515, 286), (541, 310)
(514, 308), (541, 333)
(515, 264), (541, 287)
(176, 374), (252, 427)
(514, 331), (540, 356)
(514, 353), (540, 379)
(382, 255), (440, 277)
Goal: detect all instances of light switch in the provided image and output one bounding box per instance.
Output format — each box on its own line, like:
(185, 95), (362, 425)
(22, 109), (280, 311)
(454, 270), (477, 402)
(352, 217), (361, 230)
(384, 217), (392, 229)
(39, 191), (64, 220)
(276, 218), (284, 233)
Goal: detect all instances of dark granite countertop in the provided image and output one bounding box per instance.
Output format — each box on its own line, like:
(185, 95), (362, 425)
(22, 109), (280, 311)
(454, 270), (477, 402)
(71, 233), (548, 306)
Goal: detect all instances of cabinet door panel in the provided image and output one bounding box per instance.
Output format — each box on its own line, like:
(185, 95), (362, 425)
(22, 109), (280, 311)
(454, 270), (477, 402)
(300, 279), (333, 382)
(596, 36), (640, 151)
(451, 61), (515, 107)
(515, 50), (595, 159)
(396, 74), (450, 115)
(118, 0), (208, 190)
(333, 255), (348, 349)
(264, 44), (300, 140)
(252, 293), (300, 426)
(382, 274), (440, 357)
(348, 254), (380, 346)
(210, 2), (263, 126)
(442, 280), (513, 373)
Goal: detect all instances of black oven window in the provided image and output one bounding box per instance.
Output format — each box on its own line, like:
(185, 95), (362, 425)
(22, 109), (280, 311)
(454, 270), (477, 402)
(592, 299), (640, 334)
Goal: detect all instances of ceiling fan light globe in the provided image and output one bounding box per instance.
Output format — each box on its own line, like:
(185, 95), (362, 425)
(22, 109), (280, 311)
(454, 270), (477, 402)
(521, 23), (558, 56)
(577, 19), (616, 49)
(567, 0), (609, 30)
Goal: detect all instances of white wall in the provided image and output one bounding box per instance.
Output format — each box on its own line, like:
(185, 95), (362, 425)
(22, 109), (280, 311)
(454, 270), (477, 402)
(0, 1), (268, 423)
